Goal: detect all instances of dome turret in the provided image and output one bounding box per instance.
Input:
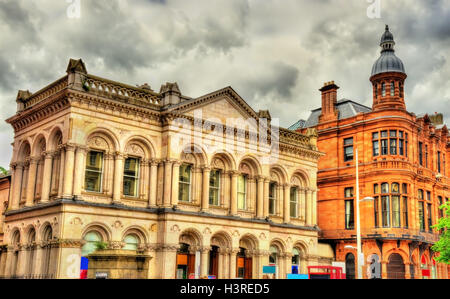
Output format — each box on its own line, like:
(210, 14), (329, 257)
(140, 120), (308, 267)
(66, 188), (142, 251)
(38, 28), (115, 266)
(371, 25), (405, 77)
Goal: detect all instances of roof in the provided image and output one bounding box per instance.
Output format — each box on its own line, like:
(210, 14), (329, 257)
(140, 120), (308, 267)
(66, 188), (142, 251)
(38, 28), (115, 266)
(290, 99), (372, 129)
(288, 119), (306, 131)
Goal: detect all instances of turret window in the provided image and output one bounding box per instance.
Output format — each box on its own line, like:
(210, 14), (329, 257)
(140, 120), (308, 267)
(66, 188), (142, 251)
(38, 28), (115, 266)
(372, 130), (406, 157)
(390, 82), (395, 96)
(382, 83), (386, 97)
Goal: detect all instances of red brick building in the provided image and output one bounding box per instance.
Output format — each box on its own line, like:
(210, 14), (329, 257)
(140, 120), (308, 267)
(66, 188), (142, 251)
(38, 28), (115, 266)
(292, 26), (450, 279)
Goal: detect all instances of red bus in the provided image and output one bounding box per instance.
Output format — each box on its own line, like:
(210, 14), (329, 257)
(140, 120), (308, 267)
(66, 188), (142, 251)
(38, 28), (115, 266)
(307, 266), (346, 279)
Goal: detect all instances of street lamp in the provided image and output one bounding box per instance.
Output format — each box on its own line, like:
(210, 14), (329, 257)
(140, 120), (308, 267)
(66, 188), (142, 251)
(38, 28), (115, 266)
(354, 148), (374, 279)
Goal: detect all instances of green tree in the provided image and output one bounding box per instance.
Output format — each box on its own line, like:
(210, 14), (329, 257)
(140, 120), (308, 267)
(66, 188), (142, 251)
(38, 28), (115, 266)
(432, 201), (450, 264)
(0, 167), (8, 175)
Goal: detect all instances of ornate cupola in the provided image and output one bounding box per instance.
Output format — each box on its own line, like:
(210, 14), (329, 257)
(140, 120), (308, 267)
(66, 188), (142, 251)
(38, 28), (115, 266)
(370, 25), (407, 111)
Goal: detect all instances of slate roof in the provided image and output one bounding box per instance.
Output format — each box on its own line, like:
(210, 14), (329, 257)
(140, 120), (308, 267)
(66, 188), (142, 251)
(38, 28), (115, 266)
(287, 119), (306, 131)
(289, 99), (372, 129)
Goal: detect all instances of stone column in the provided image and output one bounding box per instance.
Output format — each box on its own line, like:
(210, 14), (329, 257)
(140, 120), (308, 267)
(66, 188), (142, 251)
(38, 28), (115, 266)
(218, 249), (224, 279)
(113, 152), (124, 203)
(312, 190), (318, 226)
(299, 188), (306, 221)
(73, 146), (87, 198)
(283, 184), (291, 224)
(285, 253), (293, 277)
(25, 157), (39, 207)
(381, 261), (388, 279)
(200, 247), (210, 278)
(163, 160), (173, 207)
(148, 160), (158, 207)
(16, 246), (27, 277)
(57, 148), (65, 197)
(202, 167), (211, 212)
(263, 178), (270, 218)
(63, 145), (75, 198)
(11, 163), (24, 210)
(230, 171), (238, 215)
(171, 161), (181, 207)
(32, 245), (45, 276)
(306, 189), (313, 226)
(257, 176), (264, 219)
(229, 249), (238, 279)
(40, 153), (54, 203)
(4, 247), (14, 278)
(223, 251), (230, 279)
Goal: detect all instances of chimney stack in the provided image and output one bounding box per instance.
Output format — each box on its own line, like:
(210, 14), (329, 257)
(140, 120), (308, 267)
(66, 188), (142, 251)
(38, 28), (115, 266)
(319, 81), (339, 122)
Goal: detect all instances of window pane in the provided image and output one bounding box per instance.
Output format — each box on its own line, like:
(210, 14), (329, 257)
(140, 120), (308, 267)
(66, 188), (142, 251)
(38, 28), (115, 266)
(372, 132), (379, 140)
(237, 175), (247, 210)
(419, 202), (425, 231)
(374, 184), (379, 194)
(344, 138), (353, 145)
(269, 183), (277, 215)
(381, 139), (388, 155)
(179, 164), (191, 202)
(345, 188), (354, 198)
(374, 196), (379, 228)
(381, 183), (389, 194)
(290, 188), (298, 218)
(123, 158), (139, 197)
(382, 196), (390, 227)
(381, 131), (388, 138)
(85, 151), (103, 192)
(390, 130), (397, 138)
(403, 197), (408, 228)
(123, 235), (139, 251)
(345, 146), (354, 161)
(209, 170), (220, 206)
(373, 141), (380, 156)
(392, 196), (400, 227)
(392, 183), (399, 193)
(390, 139), (397, 155)
(345, 200), (354, 229)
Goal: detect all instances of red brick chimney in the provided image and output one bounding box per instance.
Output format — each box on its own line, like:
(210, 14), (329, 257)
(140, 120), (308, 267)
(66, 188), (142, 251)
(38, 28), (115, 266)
(319, 81), (339, 122)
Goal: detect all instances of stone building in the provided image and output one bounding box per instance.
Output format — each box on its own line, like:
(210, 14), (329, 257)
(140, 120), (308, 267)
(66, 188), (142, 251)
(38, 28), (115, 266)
(0, 59), (333, 279)
(292, 26), (450, 279)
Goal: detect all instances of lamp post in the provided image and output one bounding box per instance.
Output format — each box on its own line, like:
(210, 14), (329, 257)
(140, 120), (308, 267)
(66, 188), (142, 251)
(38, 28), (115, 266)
(353, 147), (374, 279)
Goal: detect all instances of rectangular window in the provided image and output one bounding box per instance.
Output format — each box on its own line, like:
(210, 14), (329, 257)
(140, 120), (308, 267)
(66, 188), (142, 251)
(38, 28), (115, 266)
(418, 189), (424, 200)
(419, 202), (425, 231)
(209, 170), (221, 206)
(427, 204), (433, 232)
(123, 157), (140, 197)
(438, 196), (444, 219)
(382, 83), (386, 97)
(402, 183), (408, 194)
(390, 82), (395, 96)
(381, 139), (388, 155)
(344, 138), (354, 162)
(290, 187), (298, 218)
(427, 191), (431, 201)
(392, 196), (400, 228)
(399, 139), (404, 156)
(345, 200), (354, 230)
(419, 142), (423, 166)
(85, 151), (103, 193)
(269, 183), (277, 215)
(402, 197), (408, 228)
(390, 138), (397, 155)
(405, 134), (409, 157)
(438, 151), (441, 173)
(425, 145), (428, 168)
(373, 141), (380, 156)
(374, 184), (379, 194)
(237, 175), (247, 210)
(374, 196), (379, 228)
(179, 164), (192, 202)
(381, 195), (390, 227)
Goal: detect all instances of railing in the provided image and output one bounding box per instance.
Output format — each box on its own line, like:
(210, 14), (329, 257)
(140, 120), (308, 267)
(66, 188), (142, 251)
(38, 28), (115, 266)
(320, 228), (440, 243)
(84, 75), (161, 106)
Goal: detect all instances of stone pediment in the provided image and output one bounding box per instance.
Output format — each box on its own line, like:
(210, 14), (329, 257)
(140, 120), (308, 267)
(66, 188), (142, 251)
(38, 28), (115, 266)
(169, 87), (261, 129)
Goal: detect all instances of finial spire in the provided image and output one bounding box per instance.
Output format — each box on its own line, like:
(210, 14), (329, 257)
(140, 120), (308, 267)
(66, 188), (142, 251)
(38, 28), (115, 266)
(385, 24), (389, 31)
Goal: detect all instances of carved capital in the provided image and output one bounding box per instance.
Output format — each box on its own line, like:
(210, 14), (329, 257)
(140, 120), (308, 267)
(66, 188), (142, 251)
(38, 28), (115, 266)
(57, 239), (84, 249)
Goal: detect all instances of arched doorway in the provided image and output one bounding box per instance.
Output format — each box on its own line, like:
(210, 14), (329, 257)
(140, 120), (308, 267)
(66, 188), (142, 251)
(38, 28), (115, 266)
(236, 247), (252, 279)
(387, 253), (405, 279)
(345, 253), (355, 279)
(176, 243), (196, 279)
(209, 246), (219, 278)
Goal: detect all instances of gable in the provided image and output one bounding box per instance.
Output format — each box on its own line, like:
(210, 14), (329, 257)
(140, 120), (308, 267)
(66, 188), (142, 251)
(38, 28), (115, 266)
(183, 97), (254, 123)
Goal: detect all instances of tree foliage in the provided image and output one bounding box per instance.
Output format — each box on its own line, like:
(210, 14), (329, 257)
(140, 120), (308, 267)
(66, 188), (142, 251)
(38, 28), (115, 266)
(432, 201), (450, 264)
(0, 167), (8, 175)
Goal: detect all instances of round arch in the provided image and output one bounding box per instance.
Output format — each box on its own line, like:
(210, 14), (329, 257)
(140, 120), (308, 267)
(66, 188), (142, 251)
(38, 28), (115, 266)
(210, 151), (236, 171)
(122, 135), (156, 159)
(47, 126), (64, 151)
(84, 127), (120, 152)
(238, 155), (262, 176)
(121, 226), (148, 244)
(82, 222), (112, 242)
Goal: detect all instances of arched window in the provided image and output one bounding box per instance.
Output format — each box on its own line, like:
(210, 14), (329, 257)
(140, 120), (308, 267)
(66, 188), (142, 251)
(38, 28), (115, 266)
(390, 82), (395, 96)
(123, 234), (139, 251)
(237, 175), (247, 210)
(179, 164), (192, 202)
(85, 151), (104, 193)
(345, 253), (356, 279)
(81, 231), (102, 257)
(27, 229), (37, 277)
(269, 246), (278, 265)
(123, 157), (140, 197)
(292, 248), (301, 274)
(382, 83), (386, 97)
(42, 226), (53, 277)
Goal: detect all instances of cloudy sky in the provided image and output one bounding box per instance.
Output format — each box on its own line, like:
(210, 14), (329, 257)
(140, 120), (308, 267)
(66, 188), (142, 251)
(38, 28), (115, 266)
(0, 0), (449, 168)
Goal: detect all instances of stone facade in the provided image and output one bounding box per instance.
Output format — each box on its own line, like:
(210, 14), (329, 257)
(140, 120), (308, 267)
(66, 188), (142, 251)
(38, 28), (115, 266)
(0, 59), (333, 279)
